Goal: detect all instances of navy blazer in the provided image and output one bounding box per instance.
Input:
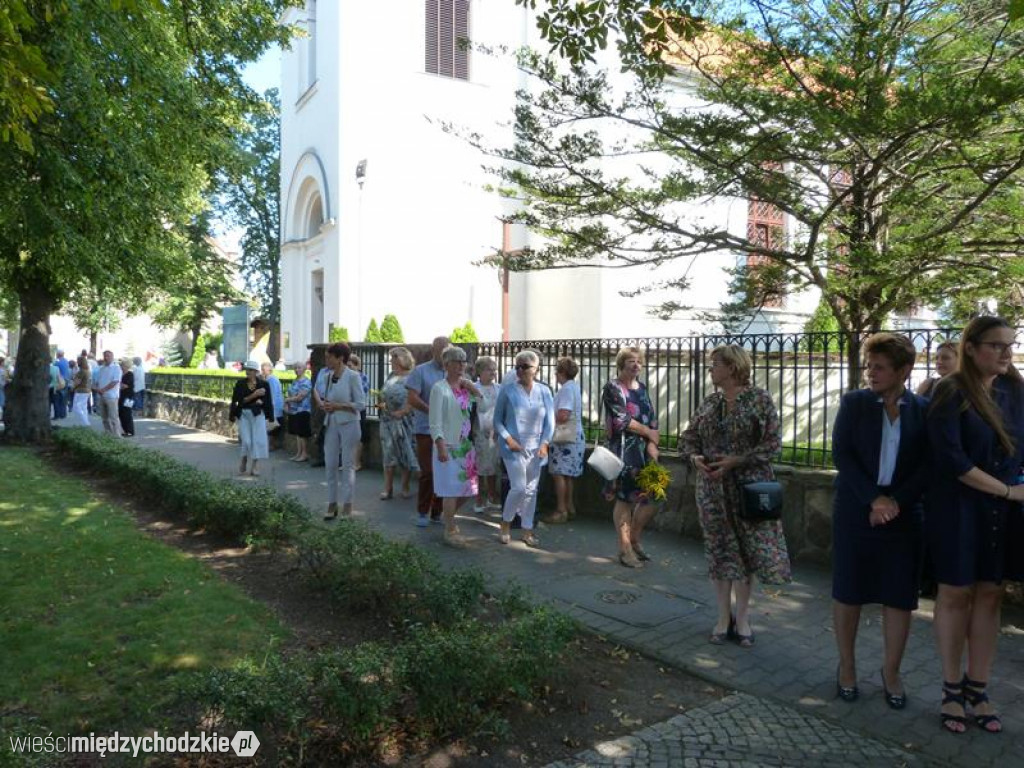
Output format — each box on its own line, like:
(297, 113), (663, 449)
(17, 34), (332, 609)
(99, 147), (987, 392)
(832, 388), (930, 520)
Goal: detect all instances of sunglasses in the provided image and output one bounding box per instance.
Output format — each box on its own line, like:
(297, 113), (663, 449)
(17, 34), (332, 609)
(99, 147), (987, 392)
(515, 364), (535, 370)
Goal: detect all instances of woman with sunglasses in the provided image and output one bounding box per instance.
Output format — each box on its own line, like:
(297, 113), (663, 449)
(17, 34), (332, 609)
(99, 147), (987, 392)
(927, 316), (1024, 734)
(493, 349), (554, 547)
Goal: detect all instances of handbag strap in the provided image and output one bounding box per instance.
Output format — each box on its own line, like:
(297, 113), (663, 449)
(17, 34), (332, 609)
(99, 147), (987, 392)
(594, 382), (626, 454)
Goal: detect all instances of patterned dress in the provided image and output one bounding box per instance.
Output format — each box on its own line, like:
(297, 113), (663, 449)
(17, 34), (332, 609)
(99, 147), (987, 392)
(551, 379), (585, 477)
(602, 380), (658, 502)
(378, 373), (419, 471)
(681, 387), (791, 584)
(432, 385), (479, 498)
(473, 381), (501, 477)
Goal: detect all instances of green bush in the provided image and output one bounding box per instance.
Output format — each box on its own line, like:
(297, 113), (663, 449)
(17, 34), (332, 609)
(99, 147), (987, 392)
(188, 336), (206, 368)
(379, 314), (404, 343)
(450, 321), (478, 343)
(295, 522), (485, 627)
(177, 609), (576, 762)
(364, 318), (382, 342)
(147, 367), (296, 402)
(52, 429), (306, 544)
(329, 325), (349, 342)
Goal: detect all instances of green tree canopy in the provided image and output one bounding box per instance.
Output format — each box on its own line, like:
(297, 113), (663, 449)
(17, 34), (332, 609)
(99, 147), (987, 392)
(0, 0), (297, 441)
(450, 322), (479, 343)
(497, 0), (1024, 384)
(379, 314), (404, 343)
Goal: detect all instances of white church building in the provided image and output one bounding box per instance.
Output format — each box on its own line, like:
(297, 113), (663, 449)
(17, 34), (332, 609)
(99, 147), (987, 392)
(277, 0), (820, 357)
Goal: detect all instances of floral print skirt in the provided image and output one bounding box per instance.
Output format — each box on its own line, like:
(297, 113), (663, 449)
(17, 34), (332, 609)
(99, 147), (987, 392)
(697, 478), (791, 584)
(432, 445), (479, 498)
(550, 437), (584, 477)
(474, 433), (501, 477)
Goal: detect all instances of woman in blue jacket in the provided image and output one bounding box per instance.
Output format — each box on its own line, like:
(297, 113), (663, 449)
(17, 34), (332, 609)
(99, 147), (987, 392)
(832, 333), (929, 710)
(493, 349), (554, 547)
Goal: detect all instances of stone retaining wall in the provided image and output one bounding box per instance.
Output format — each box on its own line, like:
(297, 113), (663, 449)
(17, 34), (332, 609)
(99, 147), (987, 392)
(149, 391), (836, 564)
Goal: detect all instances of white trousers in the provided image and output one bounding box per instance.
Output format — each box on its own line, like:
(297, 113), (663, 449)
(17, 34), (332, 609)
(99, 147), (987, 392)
(72, 393), (91, 426)
(502, 450), (544, 530)
(324, 419), (361, 504)
(238, 410), (269, 460)
(99, 397), (121, 436)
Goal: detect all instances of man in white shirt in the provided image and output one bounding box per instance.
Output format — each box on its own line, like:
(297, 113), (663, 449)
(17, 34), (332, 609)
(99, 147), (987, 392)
(132, 356), (146, 413)
(94, 350), (123, 436)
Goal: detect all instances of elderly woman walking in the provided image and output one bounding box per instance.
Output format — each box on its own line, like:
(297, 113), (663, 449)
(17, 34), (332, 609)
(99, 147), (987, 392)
(493, 349), (554, 547)
(602, 347), (661, 568)
(285, 361), (313, 462)
(472, 356), (502, 512)
(229, 360), (274, 477)
(681, 344), (790, 647)
(831, 333), (930, 708)
(378, 347), (419, 500)
(313, 342), (366, 520)
(429, 346), (480, 545)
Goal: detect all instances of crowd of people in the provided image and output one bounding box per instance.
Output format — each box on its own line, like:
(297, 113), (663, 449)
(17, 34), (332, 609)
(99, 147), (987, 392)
(0, 349), (147, 433)
(5, 316), (1020, 734)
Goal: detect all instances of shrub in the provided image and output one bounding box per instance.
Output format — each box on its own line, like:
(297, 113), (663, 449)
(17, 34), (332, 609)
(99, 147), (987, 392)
(329, 326), (349, 342)
(379, 314), (404, 343)
(188, 336), (206, 368)
(364, 318), (381, 342)
(52, 429), (306, 544)
(450, 321), (478, 343)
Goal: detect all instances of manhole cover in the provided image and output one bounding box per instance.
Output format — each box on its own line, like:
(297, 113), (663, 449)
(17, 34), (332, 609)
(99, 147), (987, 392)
(597, 590), (641, 605)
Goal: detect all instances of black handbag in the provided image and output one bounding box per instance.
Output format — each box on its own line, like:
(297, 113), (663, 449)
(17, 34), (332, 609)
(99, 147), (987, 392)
(740, 481), (783, 521)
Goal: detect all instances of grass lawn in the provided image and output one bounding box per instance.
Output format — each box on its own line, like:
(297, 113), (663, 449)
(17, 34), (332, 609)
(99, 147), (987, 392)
(0, 446), (288, 738)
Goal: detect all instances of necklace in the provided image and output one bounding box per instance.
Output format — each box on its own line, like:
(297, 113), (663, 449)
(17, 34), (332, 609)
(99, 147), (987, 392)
(247, 380), (256, 391)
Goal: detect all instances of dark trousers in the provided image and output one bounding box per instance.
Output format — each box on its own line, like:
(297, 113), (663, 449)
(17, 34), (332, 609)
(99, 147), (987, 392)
(118, 404), (135, 436)
(50, 387), (67, 419)
(133, 390), (145, 413)
(415, 434), (442, 518)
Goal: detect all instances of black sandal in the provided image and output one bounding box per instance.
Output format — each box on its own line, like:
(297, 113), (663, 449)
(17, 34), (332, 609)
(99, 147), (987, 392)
(940, 680), (968, 734)
(963, 676), (1002, 733)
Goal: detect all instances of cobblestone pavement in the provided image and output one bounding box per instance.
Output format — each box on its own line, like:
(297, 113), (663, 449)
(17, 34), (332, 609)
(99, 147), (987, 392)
(117, 417), (1024, 767)
(546, 693), (928, 767)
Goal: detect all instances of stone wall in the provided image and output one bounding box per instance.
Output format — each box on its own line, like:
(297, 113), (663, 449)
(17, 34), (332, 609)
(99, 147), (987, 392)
(149, 391), (836, 564)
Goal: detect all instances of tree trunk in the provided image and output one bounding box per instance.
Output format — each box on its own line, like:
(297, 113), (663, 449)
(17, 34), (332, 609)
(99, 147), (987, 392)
(844, 331), (863, 392)
(89, 330), (98, 359)
(4, 285), (55, 443)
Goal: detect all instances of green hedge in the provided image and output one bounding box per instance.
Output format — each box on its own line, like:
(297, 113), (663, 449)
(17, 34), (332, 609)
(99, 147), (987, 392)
(178, 608), (576, 763)
(148, 367), (299, 402)
(53, 428), (578, 760)
(52, 429), (306, 545)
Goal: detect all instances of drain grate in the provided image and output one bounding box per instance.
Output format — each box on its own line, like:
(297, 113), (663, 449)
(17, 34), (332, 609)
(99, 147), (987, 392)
(597, 589), (641, 605)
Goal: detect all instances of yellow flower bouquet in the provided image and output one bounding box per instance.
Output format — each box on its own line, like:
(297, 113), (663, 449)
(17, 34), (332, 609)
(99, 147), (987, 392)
(636, 462), (672, 502)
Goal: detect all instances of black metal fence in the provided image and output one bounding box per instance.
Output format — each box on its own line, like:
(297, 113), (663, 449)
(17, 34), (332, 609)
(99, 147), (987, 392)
(149, 327), (1015, 468)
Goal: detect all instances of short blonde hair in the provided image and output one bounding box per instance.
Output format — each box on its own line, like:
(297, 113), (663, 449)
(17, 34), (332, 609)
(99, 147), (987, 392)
(556, 356), (579, 379)
(475, 355), (497, 375)
(390, 346), (414, 372)
(515, 349), (540, 368)
(615, 347), (645, 371)
(710, 344), (752, 386)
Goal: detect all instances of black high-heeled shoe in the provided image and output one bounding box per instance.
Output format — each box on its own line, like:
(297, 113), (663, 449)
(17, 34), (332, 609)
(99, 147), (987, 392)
(836, 665), (859, 702)
(880, 668), (906, 710)
(940, 680), (967, 734)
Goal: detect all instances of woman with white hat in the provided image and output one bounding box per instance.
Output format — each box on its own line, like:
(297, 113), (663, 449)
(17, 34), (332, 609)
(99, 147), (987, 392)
(228, 360), (274, 476)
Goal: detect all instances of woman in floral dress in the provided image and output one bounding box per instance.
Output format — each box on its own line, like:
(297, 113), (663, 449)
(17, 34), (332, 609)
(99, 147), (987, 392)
(603, 347), (661, 568)
(549, 356), (585, 522)
(378, 347), (419, 499)
(681, 344), (791, 648)
(429, 345), (479, 546)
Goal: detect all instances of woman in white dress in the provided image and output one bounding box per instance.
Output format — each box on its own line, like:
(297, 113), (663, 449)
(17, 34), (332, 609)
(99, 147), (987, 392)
(472, 356), (502, 512)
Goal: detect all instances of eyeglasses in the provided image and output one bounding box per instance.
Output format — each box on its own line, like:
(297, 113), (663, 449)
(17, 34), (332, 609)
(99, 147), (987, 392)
(515, 364), (535, 370)
(977, 341), (1016, 354)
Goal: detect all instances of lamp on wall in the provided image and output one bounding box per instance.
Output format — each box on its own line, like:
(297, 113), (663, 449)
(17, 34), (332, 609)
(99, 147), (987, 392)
(355, 159), (368, 188)
(313, 285), (323, 302)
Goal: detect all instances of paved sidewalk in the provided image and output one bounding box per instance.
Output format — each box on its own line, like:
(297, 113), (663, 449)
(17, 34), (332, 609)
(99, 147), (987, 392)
(114, 417), (1024, 766)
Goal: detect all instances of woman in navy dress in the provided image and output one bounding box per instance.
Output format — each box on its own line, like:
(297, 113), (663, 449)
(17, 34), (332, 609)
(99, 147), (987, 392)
(927, 316), (1024, 734)
(831, 334), (929, 709)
